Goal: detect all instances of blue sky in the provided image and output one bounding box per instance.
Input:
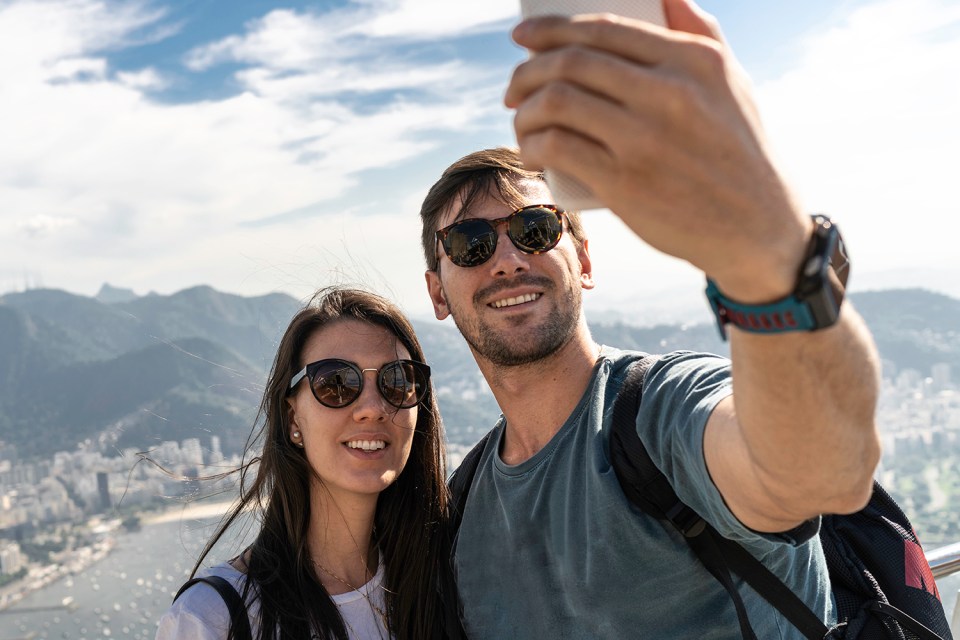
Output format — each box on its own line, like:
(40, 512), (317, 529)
(2, 0), (959, 324)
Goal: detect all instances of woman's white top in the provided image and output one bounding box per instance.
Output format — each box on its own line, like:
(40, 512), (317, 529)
(154, 561), (391, 640)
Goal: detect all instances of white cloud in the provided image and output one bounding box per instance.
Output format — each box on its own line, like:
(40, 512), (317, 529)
(0, 0), (165, 79)
(0, 0), (518, 312)
(184, 0), (518, 74)
(13, 0), (955, 321)
(18, 214), (77, 236)
(116, 67), (167, 90)
(185, 10), (334, 72)
(755, 0), (960, 280)
(47, 57), (108, 82)
(184, 3), (509, 108)
(353, 0), (519, 39)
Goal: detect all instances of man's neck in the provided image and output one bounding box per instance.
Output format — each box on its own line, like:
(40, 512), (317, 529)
(477, 325), (600, 465)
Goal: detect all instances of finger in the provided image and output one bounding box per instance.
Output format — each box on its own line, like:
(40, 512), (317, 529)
(512, 13), (727, 80)
(512, 14), (677, 65)
(506, 45), (654, 109)
(664, 0), (725, 42)
(513, 80), (640, 154)
(506, 46), (719, 148)
(516, 126), (616, 191)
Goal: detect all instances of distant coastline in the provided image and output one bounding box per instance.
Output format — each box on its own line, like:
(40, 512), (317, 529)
(0, 499), (237, 613)
(142, 499), (235, 525)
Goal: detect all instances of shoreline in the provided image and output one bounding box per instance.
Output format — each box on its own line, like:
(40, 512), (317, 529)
(141, 499), (236, 525)
(0, 500), (237, 611)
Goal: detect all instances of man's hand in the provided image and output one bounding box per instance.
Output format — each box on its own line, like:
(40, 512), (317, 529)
(507, 0), (882, 529)
(505, 0), (809, 304)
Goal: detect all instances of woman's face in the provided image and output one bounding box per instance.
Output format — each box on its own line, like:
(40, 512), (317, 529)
(286, 319), (419, 505)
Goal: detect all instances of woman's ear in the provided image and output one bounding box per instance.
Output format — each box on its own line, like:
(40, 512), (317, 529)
(286, 400), (304, 448)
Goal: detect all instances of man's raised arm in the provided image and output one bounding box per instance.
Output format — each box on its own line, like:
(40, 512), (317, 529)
(505, 0), (881, 531)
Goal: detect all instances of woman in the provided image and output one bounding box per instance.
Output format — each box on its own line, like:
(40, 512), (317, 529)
(156, 287), (460, 639)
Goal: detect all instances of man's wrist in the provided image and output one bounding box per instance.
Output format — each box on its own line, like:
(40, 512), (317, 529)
(705, 215), (849, 340)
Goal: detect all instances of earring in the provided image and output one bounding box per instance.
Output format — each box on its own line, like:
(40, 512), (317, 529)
(291, 430), (304, 448)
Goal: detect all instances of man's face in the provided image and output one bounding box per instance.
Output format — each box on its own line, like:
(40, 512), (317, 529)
(425, 180), (594, 367)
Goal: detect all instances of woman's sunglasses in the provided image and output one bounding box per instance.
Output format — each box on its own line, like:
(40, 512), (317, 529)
(435, 204), (565, 269)
(288, 358), (430, 409)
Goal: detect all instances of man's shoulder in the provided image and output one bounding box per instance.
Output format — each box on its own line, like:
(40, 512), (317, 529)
(600, 347), (730, 385)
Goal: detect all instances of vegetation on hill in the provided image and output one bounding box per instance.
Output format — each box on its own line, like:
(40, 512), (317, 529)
(1, 285), (957, 460)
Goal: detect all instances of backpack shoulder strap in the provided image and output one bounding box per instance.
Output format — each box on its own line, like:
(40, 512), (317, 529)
(441, 427), (496, 640)
(174, 575), (253, 640)
(449, 427), (495, 531)
(609, 355), (706, 533)
(609, 355), (829, 640)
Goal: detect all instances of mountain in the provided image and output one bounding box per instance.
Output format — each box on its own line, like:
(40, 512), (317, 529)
(590, 289), (960, 377)
(0, 286), (300, 459)
(847, 289), (960, 374)
(0, 285), (956, 460)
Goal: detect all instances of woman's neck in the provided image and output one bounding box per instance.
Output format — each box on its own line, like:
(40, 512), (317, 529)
(308, 487), (379, 594)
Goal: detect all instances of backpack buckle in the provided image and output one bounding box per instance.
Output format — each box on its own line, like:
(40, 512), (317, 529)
(665, 502), (707, 537)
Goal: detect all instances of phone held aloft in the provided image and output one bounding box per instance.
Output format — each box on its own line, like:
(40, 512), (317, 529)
(516, 0), (667, 211)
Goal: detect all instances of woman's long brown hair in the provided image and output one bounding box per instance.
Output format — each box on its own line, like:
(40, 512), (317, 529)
(190, 287), (451, 639)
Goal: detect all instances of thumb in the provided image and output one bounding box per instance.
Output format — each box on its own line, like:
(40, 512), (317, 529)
(663, 0), (724, 42)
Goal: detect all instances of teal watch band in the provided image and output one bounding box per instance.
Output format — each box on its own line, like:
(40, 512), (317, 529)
(705, 279), (818, 336)
(705, 215), (849, 340)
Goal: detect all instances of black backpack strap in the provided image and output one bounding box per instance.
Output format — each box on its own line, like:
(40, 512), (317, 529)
(449, 428), (495, 531)
(610, 356), (830, 640)
(174, 575), (253, 640)
(708, 532), (831, 639)
(442, 427), (495, 639)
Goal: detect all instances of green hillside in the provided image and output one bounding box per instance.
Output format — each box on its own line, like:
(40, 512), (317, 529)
(1, 285), (957, 460)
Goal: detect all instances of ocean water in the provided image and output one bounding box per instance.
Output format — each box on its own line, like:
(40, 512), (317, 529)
(0, 513), (253, 640)
(1, 514), (958, 639)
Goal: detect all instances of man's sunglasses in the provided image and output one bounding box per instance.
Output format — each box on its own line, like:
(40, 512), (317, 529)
(288, 358), (431, 409)
(435, 204), (565, 269)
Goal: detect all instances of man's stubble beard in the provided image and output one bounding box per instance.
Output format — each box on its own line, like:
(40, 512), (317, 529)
(445, 278), (583, 368)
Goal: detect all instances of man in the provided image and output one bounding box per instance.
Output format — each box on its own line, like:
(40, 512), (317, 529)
(421, 0), (881, 637)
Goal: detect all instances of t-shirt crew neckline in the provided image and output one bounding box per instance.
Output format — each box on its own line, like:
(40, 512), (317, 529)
(492, 349), (608, 477)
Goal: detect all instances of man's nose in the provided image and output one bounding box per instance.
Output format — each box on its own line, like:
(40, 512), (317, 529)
(487, 224), (531, 277)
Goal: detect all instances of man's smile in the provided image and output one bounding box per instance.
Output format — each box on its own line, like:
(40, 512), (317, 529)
(491, 292), (541, 309)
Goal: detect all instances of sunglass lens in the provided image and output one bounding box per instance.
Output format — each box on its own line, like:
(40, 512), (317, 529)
(510, 207), (562, 253)
(311, 362), (361, 407)
(379, 361), (426, 408)
(443, 219), (497, 267)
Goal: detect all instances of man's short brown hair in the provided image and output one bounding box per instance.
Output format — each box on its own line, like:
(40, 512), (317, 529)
(419, 147), (586, 270)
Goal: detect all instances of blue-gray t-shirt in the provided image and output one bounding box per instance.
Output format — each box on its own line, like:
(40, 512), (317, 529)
(452, 349), (833, 639)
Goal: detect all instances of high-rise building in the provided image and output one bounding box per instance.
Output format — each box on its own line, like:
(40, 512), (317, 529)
(0, 541), (24, 575)
(97, 471), (111, 510)
(931, 363), (951, 390)
(181, 438), (204, 467)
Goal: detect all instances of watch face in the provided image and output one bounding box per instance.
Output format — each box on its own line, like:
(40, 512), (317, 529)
(796, 215), (848, 327)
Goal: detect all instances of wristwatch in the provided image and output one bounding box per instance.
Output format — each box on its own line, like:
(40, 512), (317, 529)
(705, 214), (850, 339)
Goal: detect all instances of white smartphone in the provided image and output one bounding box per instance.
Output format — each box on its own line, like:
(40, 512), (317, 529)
(518, 0), (667, 211)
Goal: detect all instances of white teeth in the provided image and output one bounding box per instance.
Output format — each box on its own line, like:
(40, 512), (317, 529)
(346, 440), (386, 451)
(492, 293), (540, 308)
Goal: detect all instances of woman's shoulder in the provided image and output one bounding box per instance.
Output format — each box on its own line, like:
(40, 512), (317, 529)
(154, 561), (252, 640)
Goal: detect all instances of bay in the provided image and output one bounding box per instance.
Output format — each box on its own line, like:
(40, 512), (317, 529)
(0, 510), (253, 640)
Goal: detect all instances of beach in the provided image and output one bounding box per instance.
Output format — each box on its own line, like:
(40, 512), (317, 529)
(141, 500), (236, 525)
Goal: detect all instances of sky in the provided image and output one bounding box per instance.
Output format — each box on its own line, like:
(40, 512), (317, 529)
(1, 0), (959, 325)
